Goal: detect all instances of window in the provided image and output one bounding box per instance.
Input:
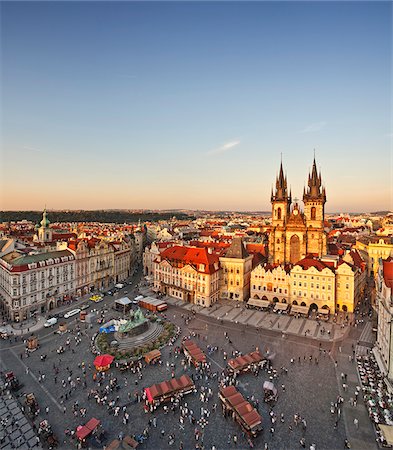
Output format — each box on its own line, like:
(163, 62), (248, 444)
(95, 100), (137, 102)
(311, 206), (316, 220)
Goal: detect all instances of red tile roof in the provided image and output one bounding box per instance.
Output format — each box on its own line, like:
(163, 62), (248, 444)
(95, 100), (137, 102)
(383, 258), (393, 290)
(294, 257), (333, 272)
(159, 245), (220, 274)
(246, 243), (267, 257)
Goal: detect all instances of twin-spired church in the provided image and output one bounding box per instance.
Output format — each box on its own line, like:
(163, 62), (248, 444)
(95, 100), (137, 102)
(268, 157), (327, 264)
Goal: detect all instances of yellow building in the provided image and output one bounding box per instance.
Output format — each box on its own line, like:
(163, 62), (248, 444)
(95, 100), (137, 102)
(290, 258), (336, 312)
(219, 237), (253, 302)
(269, 158), (327, 264)
(355, 236), (393, 276)
(250, 264), (291, 303)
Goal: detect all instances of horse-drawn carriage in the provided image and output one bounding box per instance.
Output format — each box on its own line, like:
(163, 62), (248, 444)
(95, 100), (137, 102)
(25, 392), (39, 416)
(38, 420), (58, 449)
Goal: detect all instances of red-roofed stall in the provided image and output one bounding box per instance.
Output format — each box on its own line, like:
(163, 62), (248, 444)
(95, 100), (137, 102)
(219, 385), (262, 437)
(227, 350), (266, 375)
(144, 374), (195, 408)
(182, 339), (206, 367)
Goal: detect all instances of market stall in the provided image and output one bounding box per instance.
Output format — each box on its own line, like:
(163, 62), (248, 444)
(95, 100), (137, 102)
(93, 354), (115, 372)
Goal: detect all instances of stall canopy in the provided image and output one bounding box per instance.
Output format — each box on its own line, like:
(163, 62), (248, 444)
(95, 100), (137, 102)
(99, 325), (116, 333)
(274, 303), (289, 311)
(115, 297), (132, 306)
(182, 340), (206, 364)
(76, 418), (101, 441)
(85, 417), (100, 431)
(263, 381), (277, 395)
(228, 350), (263, 372)
(94, 354), (114, 367)
(76, 425), (90, 441)
(247, 298), (270, 309)
(319, 308), (330, 315)
(219, 385), (262, 432)
(145, 374), (194, 403)
(290, 305), (310, 315)
(379, 425), (393, 446)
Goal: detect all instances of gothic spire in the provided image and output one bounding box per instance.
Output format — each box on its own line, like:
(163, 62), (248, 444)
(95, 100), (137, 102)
(303, 154), (326, 201)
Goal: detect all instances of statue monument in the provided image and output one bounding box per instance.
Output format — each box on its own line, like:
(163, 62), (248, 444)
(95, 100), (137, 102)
(118, 308), (148, 337)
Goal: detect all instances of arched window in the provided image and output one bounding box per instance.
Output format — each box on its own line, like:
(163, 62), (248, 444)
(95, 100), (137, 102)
(311, 207), (316, 220)
(277, 208), (282, 220)
(277, 238), (280, 244)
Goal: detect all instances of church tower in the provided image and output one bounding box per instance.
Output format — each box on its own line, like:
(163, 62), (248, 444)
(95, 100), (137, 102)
(303, 156), (327, 256)
(271, 161), (291, 227)
(269, 160), (292, 263)
(37, 208), (53, 243)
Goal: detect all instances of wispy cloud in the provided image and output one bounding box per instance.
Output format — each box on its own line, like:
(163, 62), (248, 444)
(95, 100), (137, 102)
(207, 139), (240, 156)
(22, 145), (43, 152)
(299, 121), (327, 133)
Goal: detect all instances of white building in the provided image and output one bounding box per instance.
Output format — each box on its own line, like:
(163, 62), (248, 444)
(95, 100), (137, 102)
(153, 245), (220, 307)
(375, 257), (393, 391)
(0, 249), (76, 321)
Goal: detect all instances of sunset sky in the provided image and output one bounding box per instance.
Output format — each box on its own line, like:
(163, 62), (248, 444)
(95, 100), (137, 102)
(1, 1), (391, 212)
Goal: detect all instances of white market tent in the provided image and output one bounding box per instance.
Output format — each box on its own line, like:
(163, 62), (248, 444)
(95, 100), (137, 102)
(247, 298), (271, 309)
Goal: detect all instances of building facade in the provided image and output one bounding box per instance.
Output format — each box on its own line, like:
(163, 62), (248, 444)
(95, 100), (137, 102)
(113, 240), (131, 283)
(153, 245), (220, 307)
(375, 257), (393, 391)
(219, 238), (253, 302)
(88, 239), (114, 291)
(355, 236), (393, 277)
(0, 250), (76, 321)
(268, 158), (327, 264)
(250, 264), (291, 303)
(290, 258), (336, 311)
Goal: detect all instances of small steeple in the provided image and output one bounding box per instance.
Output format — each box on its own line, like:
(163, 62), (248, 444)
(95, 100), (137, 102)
(303, 153), (325, 201)
(272, 158), (290, 202)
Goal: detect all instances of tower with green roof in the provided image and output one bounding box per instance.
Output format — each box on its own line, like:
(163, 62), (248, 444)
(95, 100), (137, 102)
(37, 208), (53, 243)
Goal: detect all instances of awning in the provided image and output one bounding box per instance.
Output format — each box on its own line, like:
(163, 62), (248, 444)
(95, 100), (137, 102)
(76, 425), (90, 441)
(263, 381), (277, 394)
(115, 297), (132, 306)
(290, 305), (310, 315)
(94, 354), (114, 367)
(247, 298), (270, 308)
(85, 418), (100, 431)
(274, 303), (289, 311)
(319, 308), (330, 315)
(379, 425), (393, 446)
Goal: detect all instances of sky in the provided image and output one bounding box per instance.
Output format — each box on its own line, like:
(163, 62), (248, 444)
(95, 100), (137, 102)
(1, 1), (392, 213)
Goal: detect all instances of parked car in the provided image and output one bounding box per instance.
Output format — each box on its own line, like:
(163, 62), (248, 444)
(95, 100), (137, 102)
(64, 309), (81, 319)
(44, 317), (58, 327)
(48, 313), (61, 319)
(80, 303), (90, 311)
(105, 291), (114, 296)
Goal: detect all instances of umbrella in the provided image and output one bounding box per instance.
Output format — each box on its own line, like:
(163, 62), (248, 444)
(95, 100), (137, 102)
(94, 354), (114, 367)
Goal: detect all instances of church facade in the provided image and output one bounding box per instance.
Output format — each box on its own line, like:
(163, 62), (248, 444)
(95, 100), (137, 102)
(268, 158), (327, 264)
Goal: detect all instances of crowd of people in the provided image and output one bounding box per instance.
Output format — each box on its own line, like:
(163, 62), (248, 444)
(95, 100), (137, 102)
(357, 352), (393, 447)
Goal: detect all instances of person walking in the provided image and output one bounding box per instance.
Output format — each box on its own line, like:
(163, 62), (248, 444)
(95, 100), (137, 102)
(354, 418), (359, 429)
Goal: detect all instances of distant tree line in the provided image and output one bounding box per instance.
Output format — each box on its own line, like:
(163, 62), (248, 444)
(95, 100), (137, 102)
(0, 210), (194, 224)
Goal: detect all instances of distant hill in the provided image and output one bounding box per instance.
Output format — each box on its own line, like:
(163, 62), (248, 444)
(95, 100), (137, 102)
(0, 210), (194, 224)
